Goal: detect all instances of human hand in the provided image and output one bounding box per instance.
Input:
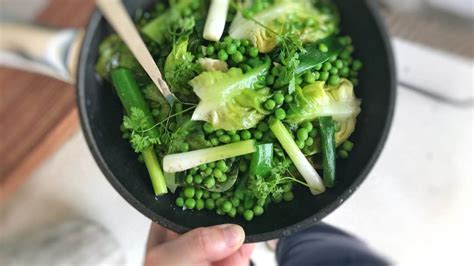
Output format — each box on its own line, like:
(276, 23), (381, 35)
(145, 223), (255, 266)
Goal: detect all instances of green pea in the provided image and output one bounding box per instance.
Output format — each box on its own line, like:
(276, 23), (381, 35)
(204, 177), (216, 188)
(340, 67), (350, 77)
(319, 43), (329, 53)
(297, 128), (309, 141)
(320, 71), (329, 81)
(243, 210), (254, 221)
(257, 198), (266, 206)
(273, 93), (285, 105)
(264, 99), (276, 110)
(214, 160), (225, 171)
(209, 162), (216, 168)
(275, 108), (286, 120)
(328, 75), (340, 86)
(283, 191), (294, 201)
(226, 43), (237, 55)
(338, 150), (349, 159)
(204, 167), (213, 176)
(335, 60), (344, 69)
(340, 50), (350, 59)
(184, 187), (195, 198)
(283, 182), (293, 192)
(238, 46), (246, 54)
(203, 191), (210, 199)
(206, 46), (215, 56)
(185, 174), (193, 184)
(314, 63), (322, 71)
(229, 134), (239, 142)
(237, 205), (244, 214)
(272, 193), (282, 203)
(218, 50), (228, 61)
(196, 199), (205, 210)
(231, 197), (240, 207)
(199, 163), (208, 171)
(235, 190), (245, 200)
(305, 138), (314, 147)
(241, 39), (250, 46)
(205, 198), (215, 210)
(296, 77), (303, 85)
(211, 192), (221, 199)
(216, 209), (224, 215)
(210, 137), (219, 146)
(228, 207), (237, 218)
(185, 198), (196, 209)
(323, 62), (332, 71)
(203, 123), (214, 133)
(228, 130), (237, 135)
(302, 121), (313, 131)
(224, 36), (233, 44)
(329, 68), (338, 75)
(219, 135), (231, 143)
(296, 139), (305, 149)
(253, 206), (264, 216)
(329, 55), (338, 62)
(231, 52), (244, 63)
(342, 140), (354, 151)
(258, 122), (269, 132)
(182, 7), (192, 16)
(253, 130), (263, 140)
(194, 175), (203, 184)
(352, 60), (363, 71)
(179, 142), (189, 152)
(175, 197), (184, 207)
(240, 130), (251, 140)
(222, 200), (232, 212)
(285, 95), (293, 103)
(248, 47), (259, 57)
(213, 168), (223, 178)
(304, 72), (316, 83)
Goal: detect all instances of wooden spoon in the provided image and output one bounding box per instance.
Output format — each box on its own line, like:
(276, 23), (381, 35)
(96, 0), (175, 104)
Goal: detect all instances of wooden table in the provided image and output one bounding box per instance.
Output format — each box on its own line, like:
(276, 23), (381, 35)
(0, 0), (96, 201)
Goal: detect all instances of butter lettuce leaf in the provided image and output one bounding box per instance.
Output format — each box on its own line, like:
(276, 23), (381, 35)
(229, 0), (338, 53)
(189, 60), (271, 130)
(286, 79), (361, 144)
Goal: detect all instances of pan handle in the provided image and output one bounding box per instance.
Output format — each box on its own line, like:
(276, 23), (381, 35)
(0, 23), (84, 84)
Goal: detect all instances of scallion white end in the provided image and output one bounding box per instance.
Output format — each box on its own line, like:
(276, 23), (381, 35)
(203, 0), (230, 41)
(270, 119), (326, 195)
(163, 140), (256, 173)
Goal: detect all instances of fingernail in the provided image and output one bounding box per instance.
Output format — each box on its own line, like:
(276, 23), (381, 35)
(221, 224), (244, 247)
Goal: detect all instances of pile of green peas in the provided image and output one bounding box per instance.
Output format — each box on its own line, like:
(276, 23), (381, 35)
(184, 159), (233, 189)
(175, 171), (295, 221)
(202, 122), (274, 146)
(337, 140), (354, 159)
(298, 36), (363, 88)
(202, 36), (262, 72)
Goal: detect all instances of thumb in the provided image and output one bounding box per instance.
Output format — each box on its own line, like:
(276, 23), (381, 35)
(156, 224), (245, 265)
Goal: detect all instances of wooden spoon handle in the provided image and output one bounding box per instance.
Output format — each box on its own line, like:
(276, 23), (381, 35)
(96, 0), (173, 101)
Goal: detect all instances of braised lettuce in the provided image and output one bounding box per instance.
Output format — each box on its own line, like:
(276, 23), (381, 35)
(189, 60), (271, 130)
(229, 0), (338, 53)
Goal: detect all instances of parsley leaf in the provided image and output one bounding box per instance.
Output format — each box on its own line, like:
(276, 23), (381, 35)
(123, 107), (161, 153)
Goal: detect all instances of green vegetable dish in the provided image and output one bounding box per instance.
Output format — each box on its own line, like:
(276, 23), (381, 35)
(96, 0), (362, 221)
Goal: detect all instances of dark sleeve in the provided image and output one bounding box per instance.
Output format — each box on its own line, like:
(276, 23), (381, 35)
(276, 223), (390, 266)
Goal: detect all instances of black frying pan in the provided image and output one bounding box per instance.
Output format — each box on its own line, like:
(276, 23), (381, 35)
(2, 0), (396, 242)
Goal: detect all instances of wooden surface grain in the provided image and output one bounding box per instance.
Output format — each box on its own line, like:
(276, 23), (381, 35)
(0, 0), (96, 201)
